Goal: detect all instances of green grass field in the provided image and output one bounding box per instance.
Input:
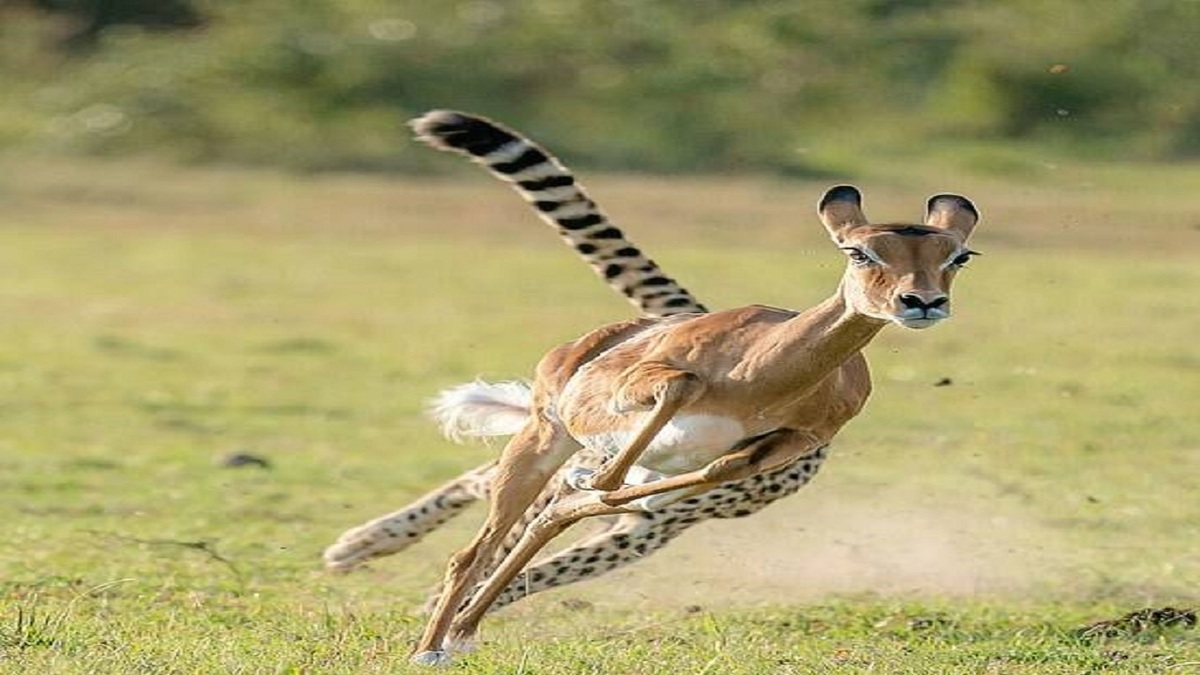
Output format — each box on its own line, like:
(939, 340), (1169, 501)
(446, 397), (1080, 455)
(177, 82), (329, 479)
(0, 157), (1197, 673)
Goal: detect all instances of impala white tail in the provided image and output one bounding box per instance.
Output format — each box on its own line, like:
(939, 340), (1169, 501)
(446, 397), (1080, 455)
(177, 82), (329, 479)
(430, 380), (533, 443)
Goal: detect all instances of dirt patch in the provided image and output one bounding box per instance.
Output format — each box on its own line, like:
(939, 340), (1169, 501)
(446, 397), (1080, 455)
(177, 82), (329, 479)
(567, 485), (1046, 609)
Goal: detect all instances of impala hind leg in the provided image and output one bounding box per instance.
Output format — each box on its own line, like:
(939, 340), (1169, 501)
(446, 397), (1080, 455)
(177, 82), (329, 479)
(411, 424), (578, 665)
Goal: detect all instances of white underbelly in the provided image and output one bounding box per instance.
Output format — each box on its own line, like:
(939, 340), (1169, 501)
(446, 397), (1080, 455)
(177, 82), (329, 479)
(578, 414), (746, 478)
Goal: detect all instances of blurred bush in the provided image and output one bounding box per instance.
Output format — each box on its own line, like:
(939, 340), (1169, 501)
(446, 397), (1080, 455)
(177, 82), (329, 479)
(1, 0), (1197, 173)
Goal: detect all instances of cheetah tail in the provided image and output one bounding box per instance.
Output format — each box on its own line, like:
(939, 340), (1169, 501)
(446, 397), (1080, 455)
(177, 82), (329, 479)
(410, 110), (707, 318)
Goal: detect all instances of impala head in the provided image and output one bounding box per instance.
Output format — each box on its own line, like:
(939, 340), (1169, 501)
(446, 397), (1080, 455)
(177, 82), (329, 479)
(818, 185), (980, 329)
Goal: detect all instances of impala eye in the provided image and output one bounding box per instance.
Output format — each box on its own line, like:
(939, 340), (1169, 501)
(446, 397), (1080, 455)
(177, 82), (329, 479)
(843, 248), (873, 266)
(950, 250), (979, 268)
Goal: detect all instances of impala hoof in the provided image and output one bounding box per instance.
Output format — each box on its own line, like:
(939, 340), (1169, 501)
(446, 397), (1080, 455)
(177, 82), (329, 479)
(410, 650), (453, 667)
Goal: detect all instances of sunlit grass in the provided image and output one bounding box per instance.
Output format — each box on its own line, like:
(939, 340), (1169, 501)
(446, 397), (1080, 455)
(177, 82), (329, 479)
(0, 158), (1196, 672)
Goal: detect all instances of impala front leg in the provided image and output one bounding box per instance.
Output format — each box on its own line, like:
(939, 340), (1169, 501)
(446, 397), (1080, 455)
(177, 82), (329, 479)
(447, 488), (630, 651)
(411, 422), (578, 666)
(446, 431), (819, 647)
(583, 363), (704, 492)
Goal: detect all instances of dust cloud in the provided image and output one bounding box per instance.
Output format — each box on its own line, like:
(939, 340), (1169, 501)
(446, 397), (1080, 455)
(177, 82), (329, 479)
(540, 485), (1049, 610)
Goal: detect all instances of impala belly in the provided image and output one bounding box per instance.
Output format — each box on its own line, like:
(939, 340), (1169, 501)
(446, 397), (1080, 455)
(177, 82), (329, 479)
(578, 414), (746, 477)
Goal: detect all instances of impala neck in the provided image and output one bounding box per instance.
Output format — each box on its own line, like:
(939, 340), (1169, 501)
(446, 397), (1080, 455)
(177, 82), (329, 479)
(742, 279), (888, 392)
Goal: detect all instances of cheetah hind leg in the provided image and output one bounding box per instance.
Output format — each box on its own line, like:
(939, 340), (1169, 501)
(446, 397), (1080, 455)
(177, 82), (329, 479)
(323, 461), (495, 572)
(453, 446), (834, 611)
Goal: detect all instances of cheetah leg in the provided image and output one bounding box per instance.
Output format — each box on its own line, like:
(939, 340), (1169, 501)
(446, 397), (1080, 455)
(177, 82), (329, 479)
(323, 461), (496, 571)
(475, 448), (830, 610)
(430, 448), (830, 617)
(446, 432), (821, 648)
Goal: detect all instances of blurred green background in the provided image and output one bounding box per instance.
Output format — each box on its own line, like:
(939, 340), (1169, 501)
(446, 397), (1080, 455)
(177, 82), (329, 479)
(3, 0), (1198, 174)
(3, 5), (1200, 672)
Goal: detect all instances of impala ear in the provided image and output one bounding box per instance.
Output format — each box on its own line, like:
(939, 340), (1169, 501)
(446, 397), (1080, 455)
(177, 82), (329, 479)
(925, 194), (979, 238)
(818, 185), (869, 240)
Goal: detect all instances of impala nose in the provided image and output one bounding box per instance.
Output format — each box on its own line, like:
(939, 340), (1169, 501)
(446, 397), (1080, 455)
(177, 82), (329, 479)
(898, 293), (948, 311)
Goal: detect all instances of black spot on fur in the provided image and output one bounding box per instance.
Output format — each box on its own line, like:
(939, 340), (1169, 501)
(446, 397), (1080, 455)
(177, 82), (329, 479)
(518, 175), (574, 191)
(423, 113), (517, 155)
(493, 147), (550, 174)
(603, 263), (624, 279)
(575, 243), (598, 255)
(534, 200), (560, 212)
(613, 247), (641, 257)
(588, 227), (624, 239)
(663, 297), (695, 308)
(558, 213), (604, 230)
(640, 276), (672, 286)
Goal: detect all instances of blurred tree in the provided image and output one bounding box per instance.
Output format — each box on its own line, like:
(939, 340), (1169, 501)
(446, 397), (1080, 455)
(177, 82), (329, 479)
(0, 0), (1195, 172)
(7, 0), (204, 51)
